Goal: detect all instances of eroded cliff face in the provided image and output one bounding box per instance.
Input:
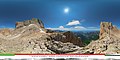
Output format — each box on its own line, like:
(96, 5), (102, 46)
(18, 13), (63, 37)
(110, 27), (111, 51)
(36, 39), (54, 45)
(84, 22), (120, 54)
(99, 22), (119, 39)
(15, 18), (44, 29)
(49, 31), (83, 47)
(0, 18), (83, 54)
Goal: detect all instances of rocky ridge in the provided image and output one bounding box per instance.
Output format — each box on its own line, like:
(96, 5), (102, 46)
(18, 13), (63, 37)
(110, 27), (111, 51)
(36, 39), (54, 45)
(0, 18), (120, 54)
(15, 18), (44, 29)
(0, 18), (83, 54)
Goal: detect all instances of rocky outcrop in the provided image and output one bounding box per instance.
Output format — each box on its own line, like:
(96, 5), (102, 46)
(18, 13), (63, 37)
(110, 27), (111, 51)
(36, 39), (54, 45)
(62, 31), (83, 46)
(45, 40), (80, 54)
(15, 18), (44, 29)
(13, 18), (47, 37)
(99, 22), (119, 39)
(49, 31), (83, 47)
(84, 22), (120, 54)
(0, 28), (13, 36)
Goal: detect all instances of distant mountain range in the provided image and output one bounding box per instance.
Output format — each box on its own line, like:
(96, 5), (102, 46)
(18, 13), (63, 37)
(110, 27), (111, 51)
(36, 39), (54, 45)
(74, 31), (99, 45)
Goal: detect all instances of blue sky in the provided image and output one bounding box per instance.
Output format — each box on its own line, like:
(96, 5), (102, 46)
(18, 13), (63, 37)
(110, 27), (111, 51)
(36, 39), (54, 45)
(0, 0), (120, 31)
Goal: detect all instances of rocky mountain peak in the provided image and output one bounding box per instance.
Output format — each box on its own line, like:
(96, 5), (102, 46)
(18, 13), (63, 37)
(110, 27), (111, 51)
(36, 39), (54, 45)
(99, 22), (118, 39)
(84, 22), (120, 54)
(15, 18), (44, 29)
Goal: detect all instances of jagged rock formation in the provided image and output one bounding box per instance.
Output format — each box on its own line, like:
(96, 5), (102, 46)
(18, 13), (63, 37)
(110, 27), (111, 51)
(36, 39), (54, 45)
(99, 22), (119, 39)
(50, 31), (83, 46)
(0, 18), (83, 54)
(15, 18), (44, 29)
(63, 31), (83, 46)
(83, 22), (120, 54)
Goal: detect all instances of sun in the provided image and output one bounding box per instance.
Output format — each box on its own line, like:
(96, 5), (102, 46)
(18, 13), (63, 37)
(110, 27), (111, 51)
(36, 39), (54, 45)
(64, 8), (69, 13)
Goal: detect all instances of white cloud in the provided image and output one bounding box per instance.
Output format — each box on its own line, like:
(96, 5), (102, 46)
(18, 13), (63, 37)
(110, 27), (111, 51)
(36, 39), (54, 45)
(47, 19), (99, 31)
(47, 26), (99, 31)
(74, 26), (86, 30)
(66, 20), (80, 26)
(59, 26), (64, 28)
(47, 27), (71, 31)
(47, 26), (87, 31)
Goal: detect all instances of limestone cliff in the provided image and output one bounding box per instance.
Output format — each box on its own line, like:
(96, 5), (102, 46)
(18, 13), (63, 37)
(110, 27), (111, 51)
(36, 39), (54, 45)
(84, 22), (120, 54)
(49, 31), (83, 46)
(99, 22), (119, 39)
(15, 18), (44, 29)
